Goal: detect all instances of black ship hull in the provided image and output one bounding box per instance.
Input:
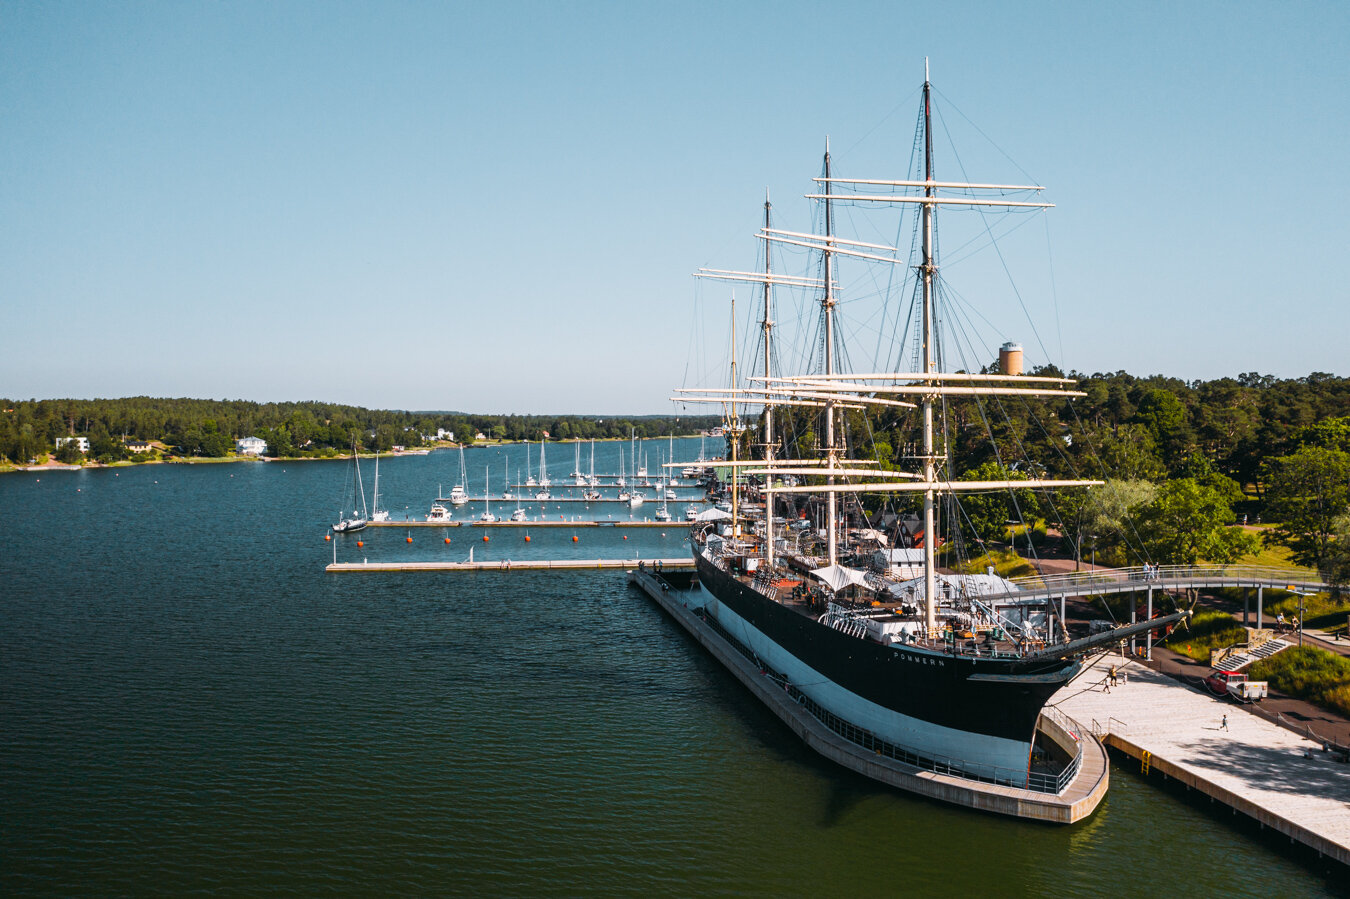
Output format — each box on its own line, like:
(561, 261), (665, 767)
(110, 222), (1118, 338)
(694, 550), (1080, 780)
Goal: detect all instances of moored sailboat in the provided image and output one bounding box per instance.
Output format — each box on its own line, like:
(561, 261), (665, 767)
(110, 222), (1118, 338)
(332, 439), (370, 533)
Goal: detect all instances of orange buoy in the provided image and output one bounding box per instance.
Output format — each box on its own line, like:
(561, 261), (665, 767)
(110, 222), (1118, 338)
(325, 534), (332, 541)
(524, 535), (531, 542)
(444, 537), (451, 544)
(572, 535), (578, 542)
(623, 535), (628, 540)
(357, 540), (364, 547)
(482, 534), (489, 542)
(406, 536), (413, 543)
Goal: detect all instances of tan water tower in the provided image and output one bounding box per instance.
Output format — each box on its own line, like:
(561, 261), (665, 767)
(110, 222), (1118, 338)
(999, 341), (1024, 376)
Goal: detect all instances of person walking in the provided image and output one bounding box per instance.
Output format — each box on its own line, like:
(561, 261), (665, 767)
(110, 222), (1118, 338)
(1221, 714), (1229, 731)
(1109, 664), (1118, 687)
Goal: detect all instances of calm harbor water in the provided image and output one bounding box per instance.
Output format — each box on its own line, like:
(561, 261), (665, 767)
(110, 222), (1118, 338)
(2, 441), (1345, 895)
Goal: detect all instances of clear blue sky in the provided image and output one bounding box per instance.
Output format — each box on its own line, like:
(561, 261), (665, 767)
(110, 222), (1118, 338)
(3, 1), (1347, 413)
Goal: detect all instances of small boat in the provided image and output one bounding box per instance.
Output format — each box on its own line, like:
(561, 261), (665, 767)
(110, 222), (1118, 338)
(425, 503), (452, 523)
(479, 466), (498, 522)
(629, 492), (645, 507)
(617, 490), (631, 502)
(511, 482), (527, 521)
(655, 504), (671, 522)
(684, 505), (699, 522)
(370, 453), (390, 522)
(332, 439), (369, 533)
(583, 490), (601, 501)
(571, 442), (586, 485)
(449, 446), (469, 505)
(535, 489), (552, 501)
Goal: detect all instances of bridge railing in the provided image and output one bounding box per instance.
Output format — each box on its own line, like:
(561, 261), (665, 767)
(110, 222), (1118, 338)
(1001, 564), (1324, 601)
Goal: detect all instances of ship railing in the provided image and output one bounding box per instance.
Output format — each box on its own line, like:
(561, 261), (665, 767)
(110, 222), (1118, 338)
(1036, 706), (1087, 792)
(697, 609), (1078, 794)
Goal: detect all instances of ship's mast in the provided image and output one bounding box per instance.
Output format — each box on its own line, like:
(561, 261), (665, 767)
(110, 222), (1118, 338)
(729, 293), (740, 536)
(822, 142), (839, 569)
(920, 68), (939, 635)
(762, 190), (776, 567)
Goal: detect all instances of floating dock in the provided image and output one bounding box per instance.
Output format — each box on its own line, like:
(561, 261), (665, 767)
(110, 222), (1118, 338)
(628, 569), (1109, 823)
(364, 519), (687, 528)
(327, 558), (694, 573)
(1052, 654), (1350, 866)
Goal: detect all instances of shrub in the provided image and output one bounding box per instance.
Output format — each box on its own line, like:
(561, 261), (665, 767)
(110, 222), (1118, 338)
(1249, 647), (1350, 717)
(956, 549), (1037, 580)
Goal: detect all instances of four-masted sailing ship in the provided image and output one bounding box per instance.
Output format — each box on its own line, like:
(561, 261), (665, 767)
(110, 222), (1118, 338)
(674, 66), (1182, 787)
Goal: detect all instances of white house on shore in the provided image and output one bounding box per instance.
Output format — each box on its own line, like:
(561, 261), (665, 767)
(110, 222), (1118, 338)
(56, 436), (90, 453)
(236, 436), (268, 456)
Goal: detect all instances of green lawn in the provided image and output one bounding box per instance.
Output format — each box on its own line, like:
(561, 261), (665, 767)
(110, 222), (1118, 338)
(1161, 609), (1247, 662)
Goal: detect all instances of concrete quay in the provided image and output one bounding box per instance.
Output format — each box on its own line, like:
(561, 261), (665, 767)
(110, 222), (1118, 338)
(1051, 654), (1350, 867)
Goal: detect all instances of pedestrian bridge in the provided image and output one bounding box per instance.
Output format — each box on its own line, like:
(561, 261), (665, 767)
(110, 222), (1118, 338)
(987, 564), (1328, 659)
(990, 564), (1327, 607)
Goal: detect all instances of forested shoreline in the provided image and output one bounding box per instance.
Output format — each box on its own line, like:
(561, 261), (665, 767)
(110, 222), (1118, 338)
(0, 396), (721, 465)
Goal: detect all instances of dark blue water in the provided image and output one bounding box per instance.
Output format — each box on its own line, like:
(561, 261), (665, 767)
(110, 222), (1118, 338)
(2, 444), (1344, 895)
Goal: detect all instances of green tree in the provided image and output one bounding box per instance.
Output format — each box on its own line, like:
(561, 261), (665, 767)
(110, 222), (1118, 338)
(1263, 446), (1350, 568)
(54, 440), (84, 464)
(1133, 388), (1193, 470)
(1179, 452), (1244, 504)
(1293, 416), (1350, 454)
(1138, 478), (1258, 566)
(1077, 479), (1157, 565)
(1087, 424), (1167, 482)
(1319, 514), (1350, 591)
(956, 460), (1038, 544)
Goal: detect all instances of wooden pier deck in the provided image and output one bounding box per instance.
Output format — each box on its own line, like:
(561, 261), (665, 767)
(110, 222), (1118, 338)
(327, 558), (694, 573)
(364, 519), (687, 528)
(442, 495), (706, 504)
(1052, 654), (1350, 866)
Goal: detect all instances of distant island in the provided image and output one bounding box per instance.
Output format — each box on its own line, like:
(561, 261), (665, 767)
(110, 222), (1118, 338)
(0, 395), (722, 469)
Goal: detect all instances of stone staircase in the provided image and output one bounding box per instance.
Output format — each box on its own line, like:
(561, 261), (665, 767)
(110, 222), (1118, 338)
(1213, 638), (1293, 672)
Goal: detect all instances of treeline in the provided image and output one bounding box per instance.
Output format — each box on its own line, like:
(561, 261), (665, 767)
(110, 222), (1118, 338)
(761, 370), (1350, 572)
(0, 396), (721, 464)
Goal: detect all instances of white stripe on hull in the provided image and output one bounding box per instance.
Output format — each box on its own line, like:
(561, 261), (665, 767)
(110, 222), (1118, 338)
(704, 591), (1034, 782)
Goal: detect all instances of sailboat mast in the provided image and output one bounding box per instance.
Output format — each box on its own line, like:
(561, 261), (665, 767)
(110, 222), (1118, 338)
(920, 68), (939, 636)
(355, 438), (368, 519)
(822, 143), (839, 569)
(729, 294), (740, 535)
(762, 190), (776, 567)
